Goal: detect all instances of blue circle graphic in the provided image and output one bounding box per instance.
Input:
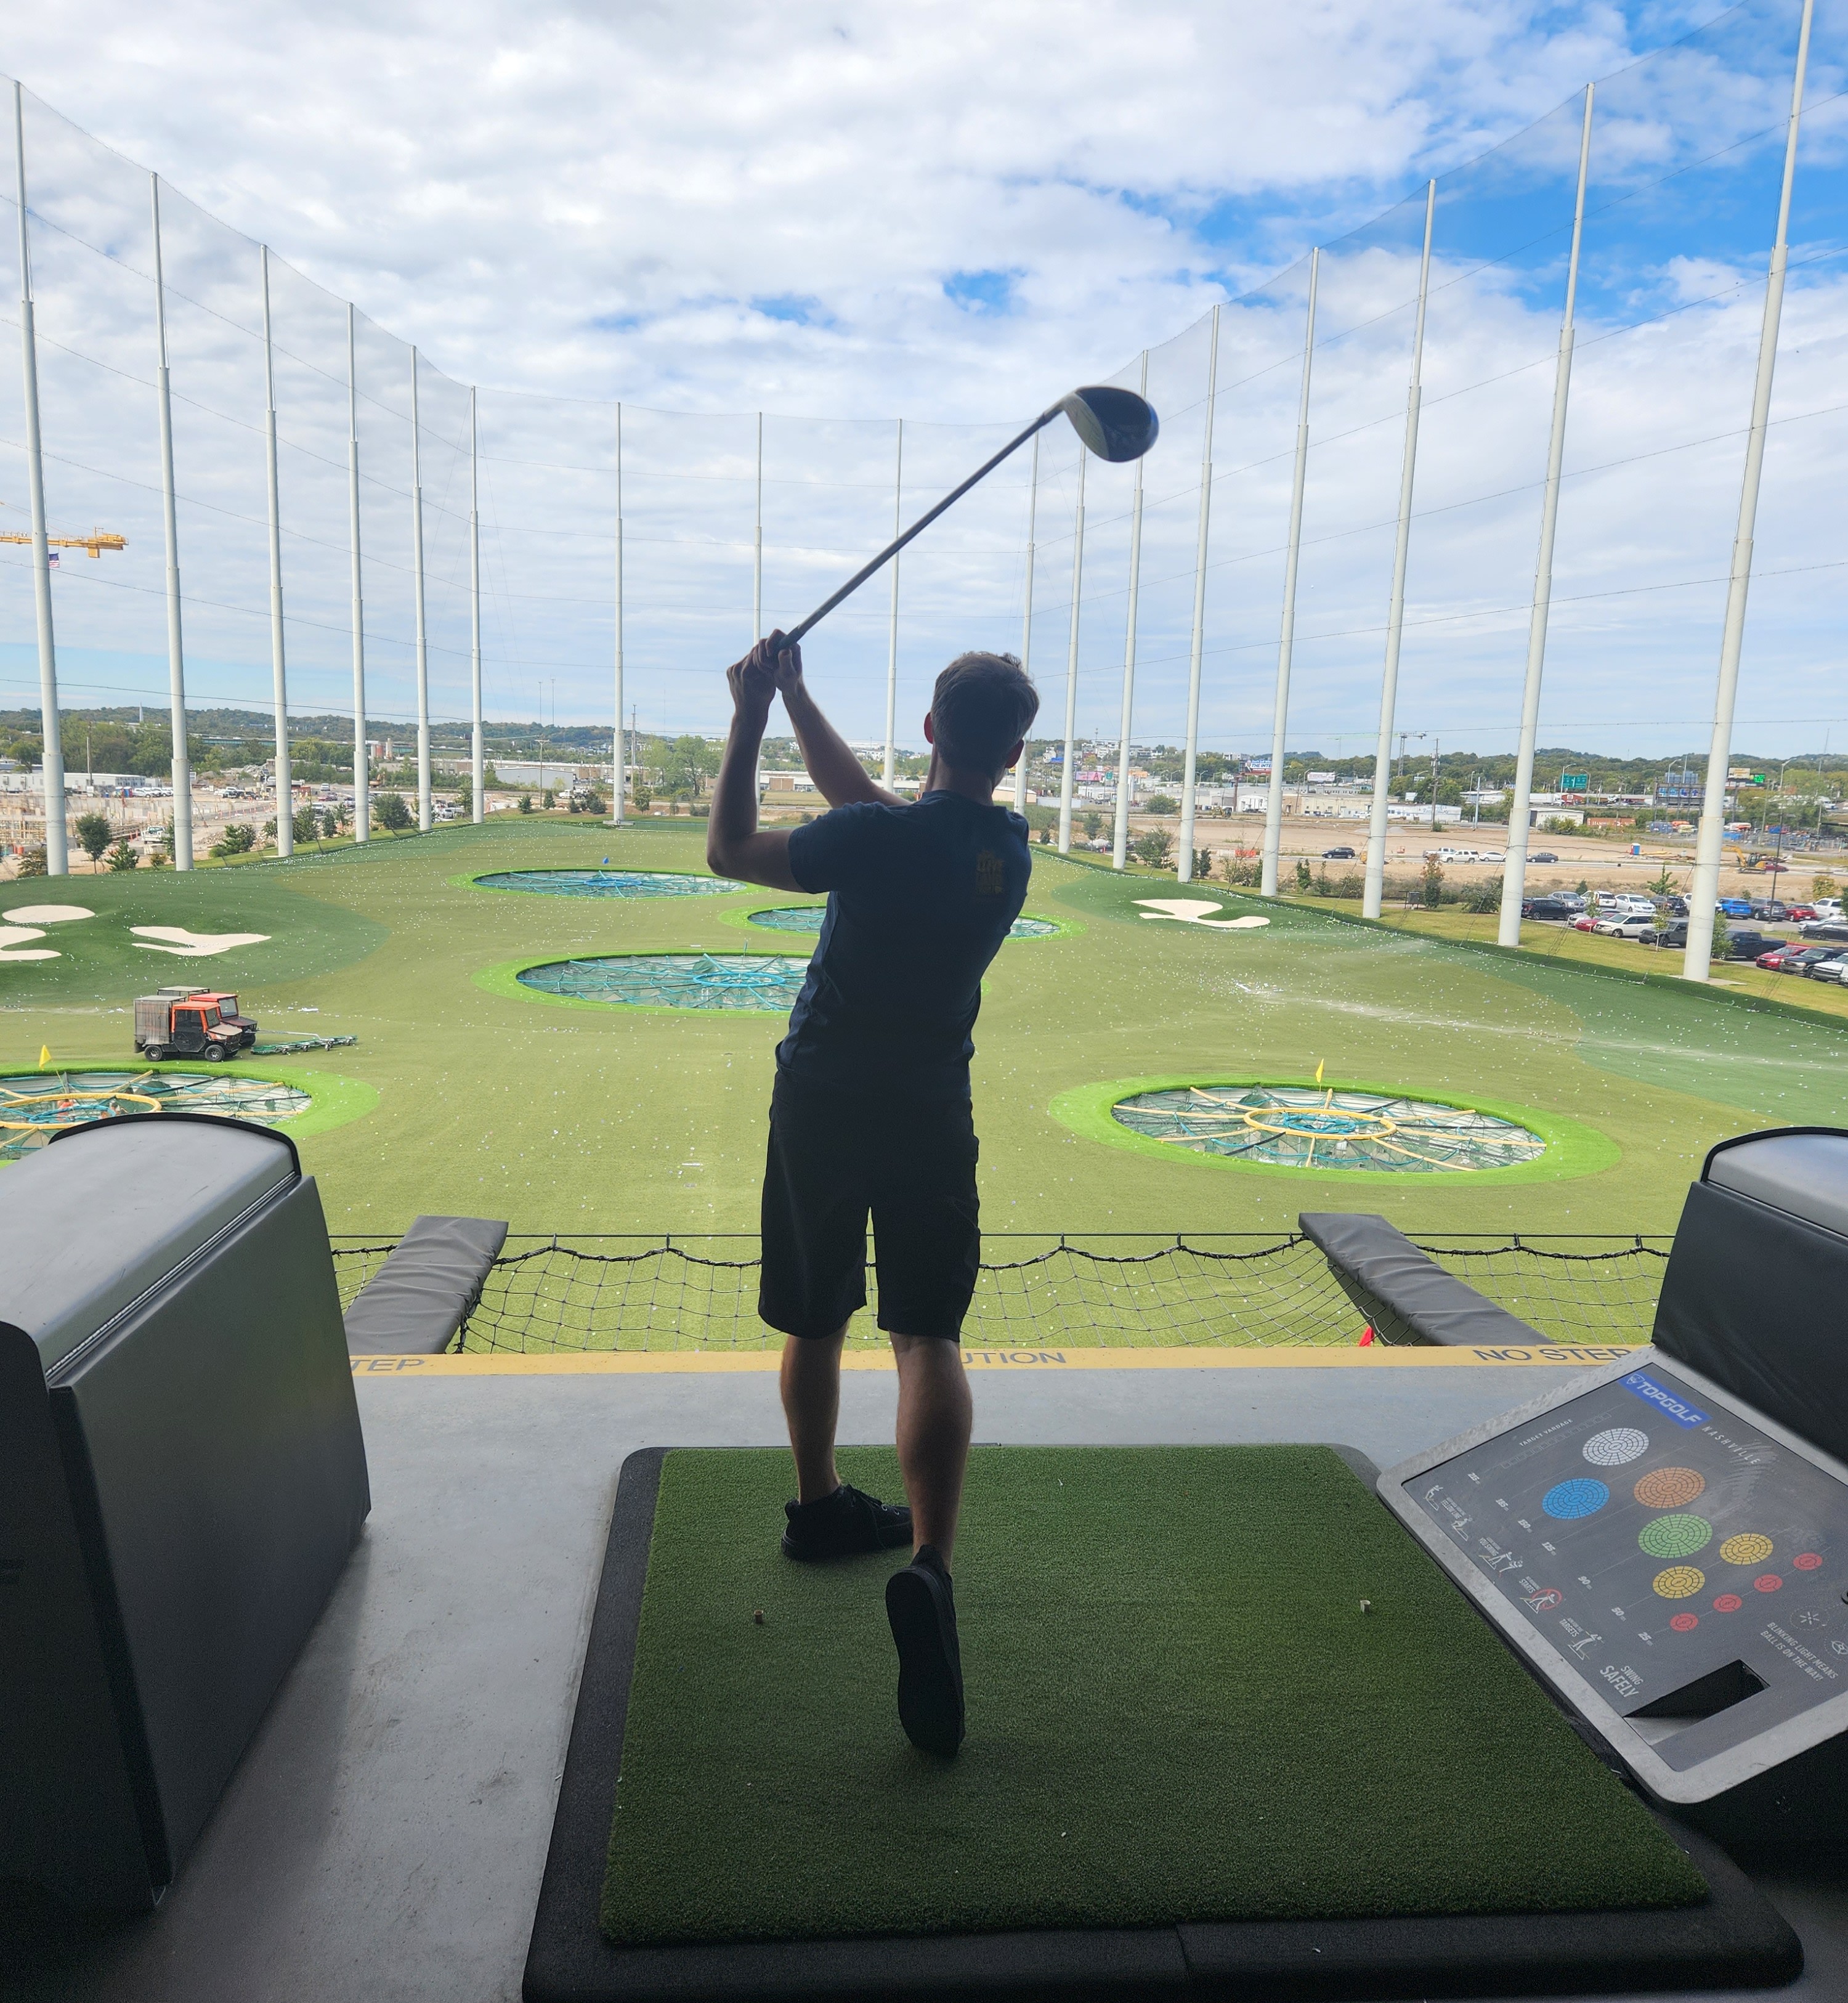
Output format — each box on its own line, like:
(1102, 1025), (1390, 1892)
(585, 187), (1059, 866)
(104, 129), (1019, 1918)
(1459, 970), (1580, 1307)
(1542, 1478), (1610, 1520)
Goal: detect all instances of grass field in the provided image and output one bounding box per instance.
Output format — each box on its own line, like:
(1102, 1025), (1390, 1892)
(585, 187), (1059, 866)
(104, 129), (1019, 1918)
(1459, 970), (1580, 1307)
(3, 816), (1844, 1238)
(602, 1446), (1703, 1944)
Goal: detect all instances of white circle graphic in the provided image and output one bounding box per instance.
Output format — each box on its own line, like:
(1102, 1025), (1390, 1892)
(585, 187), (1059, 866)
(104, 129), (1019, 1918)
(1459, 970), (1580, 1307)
(1583, 1427), (1650, 1467)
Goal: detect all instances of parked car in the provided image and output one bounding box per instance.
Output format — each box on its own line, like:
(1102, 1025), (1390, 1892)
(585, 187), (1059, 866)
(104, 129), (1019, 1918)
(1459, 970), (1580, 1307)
(1814, 957), (1848, 985)
(1749, 901), (1792, 923)
(1785, 905), (1818, 922)
(1322, 846), (1355, 859)
(1784, 947), (1848, 978)
(1754, 944), (1808, 970)
(1521, 897), (1576, 920)
(1594, 916), (1657, 940)
(1666, 896), (1690, 917)
(1716, 897), (1754, 918)
(1814, 898), (1844, 919)
(1571, 913), (1600, 932)
(1722, 930), (1780, 960)
(1799, 920), (1848, 943)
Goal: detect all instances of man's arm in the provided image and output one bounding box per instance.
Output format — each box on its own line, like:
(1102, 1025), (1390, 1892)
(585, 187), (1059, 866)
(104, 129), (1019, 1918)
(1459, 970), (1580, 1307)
(772, 636), (906, 808)
(707, 640), (804, 890)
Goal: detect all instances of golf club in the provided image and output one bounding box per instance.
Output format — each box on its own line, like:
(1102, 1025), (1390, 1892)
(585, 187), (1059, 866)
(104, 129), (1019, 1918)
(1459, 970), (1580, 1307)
(784, 385), (1159, 646)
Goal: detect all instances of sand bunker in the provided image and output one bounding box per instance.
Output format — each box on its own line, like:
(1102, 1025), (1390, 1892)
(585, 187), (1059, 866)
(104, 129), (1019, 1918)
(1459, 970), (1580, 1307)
(131, 926), (272, 957)
(1135, 898), (1270, 931)
(2, 904), (93, 924)
(0, 925), (59, 962)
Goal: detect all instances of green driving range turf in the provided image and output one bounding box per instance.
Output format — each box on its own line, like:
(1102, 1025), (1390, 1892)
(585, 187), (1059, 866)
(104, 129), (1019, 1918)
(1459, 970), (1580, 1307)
(600, 1445), (1705, 1946)
(4, 819), (1846, 1242)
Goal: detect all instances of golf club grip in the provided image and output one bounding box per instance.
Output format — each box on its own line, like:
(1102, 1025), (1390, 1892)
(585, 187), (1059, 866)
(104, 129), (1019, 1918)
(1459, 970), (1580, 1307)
(784, 408), (1058, 647)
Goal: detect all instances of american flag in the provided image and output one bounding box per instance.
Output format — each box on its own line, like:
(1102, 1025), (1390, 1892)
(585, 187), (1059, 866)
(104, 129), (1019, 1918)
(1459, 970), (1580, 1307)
(47, 550), (59, 569)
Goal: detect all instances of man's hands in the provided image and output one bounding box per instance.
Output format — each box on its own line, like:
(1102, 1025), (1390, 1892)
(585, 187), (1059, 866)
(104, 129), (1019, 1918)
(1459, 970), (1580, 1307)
(727, 630), (802, 723)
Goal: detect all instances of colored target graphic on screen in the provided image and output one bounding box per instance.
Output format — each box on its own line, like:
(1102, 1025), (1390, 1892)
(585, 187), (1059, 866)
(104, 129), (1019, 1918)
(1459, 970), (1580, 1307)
(1669, 1613), (1699, 1632)
(1653, 1566), (1706, 1599)
(1639, 1514), (1713, 1559)
(1633, 1466), (1705, 1509)
(1719, 1534), (1773, 1566)
(1542, 1479), (1609, 1520)
(1583, 1428), (1650, 1467)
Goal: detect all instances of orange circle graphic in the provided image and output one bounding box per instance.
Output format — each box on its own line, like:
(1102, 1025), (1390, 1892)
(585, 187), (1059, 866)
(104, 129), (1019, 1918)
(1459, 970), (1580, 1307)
(1634, 1466), (1706, 1509)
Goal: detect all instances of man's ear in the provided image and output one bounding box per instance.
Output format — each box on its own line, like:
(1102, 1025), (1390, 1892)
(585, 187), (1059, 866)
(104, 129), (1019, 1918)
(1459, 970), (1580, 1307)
(923, 713), (937, 745)
(1004, 739), (1024, 771)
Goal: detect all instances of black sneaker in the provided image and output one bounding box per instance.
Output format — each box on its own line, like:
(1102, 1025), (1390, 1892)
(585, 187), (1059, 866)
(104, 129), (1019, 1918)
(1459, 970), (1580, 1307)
(780, 1483), (913, 1561)
(885, 1544), (965, 1756)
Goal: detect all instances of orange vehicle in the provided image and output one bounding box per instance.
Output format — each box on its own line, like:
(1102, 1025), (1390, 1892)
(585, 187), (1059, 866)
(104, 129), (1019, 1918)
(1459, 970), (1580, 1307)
(132, 986), (257, 1062)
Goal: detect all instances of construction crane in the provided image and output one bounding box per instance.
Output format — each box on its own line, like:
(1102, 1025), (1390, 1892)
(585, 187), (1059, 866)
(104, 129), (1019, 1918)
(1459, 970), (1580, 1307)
(0, 527), (127, 557)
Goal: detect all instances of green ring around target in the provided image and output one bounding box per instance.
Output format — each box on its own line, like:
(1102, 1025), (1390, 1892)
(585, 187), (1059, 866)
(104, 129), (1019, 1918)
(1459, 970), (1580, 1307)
(1047, 1074), (1621, 1187)
(474, 951), (808, 1017)
(718, 904), (1082, 940)
(1637, 1513), (1714, 1559)
(0, 1061), (378, 1155)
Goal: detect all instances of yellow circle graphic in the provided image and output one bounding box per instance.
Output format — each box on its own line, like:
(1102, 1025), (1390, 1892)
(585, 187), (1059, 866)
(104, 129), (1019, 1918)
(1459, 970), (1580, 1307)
(1720, 1534), (1773, 1566)
(1653, 1566), (1706, 1599)
(1633, 1466), (1705, 1510)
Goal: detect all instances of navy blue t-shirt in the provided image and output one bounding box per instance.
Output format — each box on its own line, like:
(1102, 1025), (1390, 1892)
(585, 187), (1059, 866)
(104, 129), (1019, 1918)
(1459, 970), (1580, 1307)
(778, 791), (1031, 1099)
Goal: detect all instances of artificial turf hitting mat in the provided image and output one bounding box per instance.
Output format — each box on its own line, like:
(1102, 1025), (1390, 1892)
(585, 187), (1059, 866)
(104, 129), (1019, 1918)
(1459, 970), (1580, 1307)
(525, 1445), (1801, 2003)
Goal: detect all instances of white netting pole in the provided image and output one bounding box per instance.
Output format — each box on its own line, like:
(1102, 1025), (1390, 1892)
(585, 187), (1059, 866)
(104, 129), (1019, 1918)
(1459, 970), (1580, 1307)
(1263, 253), (1318, 898)
(1362, 183), (1435, 920)
(611, 401), (625, 825)
(1684, 0), (1814, 984)
(347, 304), (369, 843)
(1013, 432), (1037, 816)
(12, 89), (63, 874)
(411, 347), (432, 832)
(1056, 449), (1085, 854)
(752, 411), (763, 643)
(470, 387), (484, 824)
(883, 419), (901, 792)
(1112, 352), (1149, 872)
(1500, 89), (1594, 946)
(151, 174), (191, 870)
(261, 245), (291, 859)
(1177, 303), (1220, 884)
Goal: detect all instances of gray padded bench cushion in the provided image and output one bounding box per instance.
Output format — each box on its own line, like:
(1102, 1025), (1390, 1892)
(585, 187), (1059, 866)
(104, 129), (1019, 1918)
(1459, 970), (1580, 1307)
(1299, 1211), (1542, 1348)
(1655, 1127), (1848, 1468)
(344, 1214), (509, 1355)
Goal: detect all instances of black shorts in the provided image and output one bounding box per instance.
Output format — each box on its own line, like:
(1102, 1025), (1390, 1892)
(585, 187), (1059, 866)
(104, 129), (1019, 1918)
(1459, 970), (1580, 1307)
(759, 1070), (979, 1342)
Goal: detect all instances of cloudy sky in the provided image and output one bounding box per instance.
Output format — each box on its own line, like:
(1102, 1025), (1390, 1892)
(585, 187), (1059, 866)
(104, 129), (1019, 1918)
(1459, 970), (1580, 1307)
(2, 0), (1843, 758)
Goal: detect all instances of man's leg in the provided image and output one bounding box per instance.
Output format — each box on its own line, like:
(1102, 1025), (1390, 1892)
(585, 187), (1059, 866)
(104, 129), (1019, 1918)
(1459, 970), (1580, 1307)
(890, 1333), (971, 1559)
(780, 1325), (846, 1503)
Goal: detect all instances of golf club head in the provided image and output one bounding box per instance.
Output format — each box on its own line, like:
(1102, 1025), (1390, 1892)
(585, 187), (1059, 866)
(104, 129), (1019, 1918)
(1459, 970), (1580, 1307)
(1056, 386), (1160, 463)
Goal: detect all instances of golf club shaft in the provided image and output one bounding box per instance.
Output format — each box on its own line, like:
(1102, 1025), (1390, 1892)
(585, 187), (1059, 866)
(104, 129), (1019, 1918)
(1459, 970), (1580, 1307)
(785, 406), (1059, 645)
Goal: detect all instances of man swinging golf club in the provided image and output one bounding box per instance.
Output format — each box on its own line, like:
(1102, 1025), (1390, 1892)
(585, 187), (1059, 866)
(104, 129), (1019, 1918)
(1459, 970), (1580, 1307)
(708, 630), (1038, 1757)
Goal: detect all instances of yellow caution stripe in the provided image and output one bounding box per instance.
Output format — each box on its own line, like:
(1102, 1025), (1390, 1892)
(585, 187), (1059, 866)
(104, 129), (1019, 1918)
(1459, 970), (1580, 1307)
(350, 1341), (1641, 1378)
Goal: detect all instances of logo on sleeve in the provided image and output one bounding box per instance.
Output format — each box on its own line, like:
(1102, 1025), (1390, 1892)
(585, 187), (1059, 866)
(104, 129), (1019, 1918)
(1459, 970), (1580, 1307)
(975, 849), (1005, 896)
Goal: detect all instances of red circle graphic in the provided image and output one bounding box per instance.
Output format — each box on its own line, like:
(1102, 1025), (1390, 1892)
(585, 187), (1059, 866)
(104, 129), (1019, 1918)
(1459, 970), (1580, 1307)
(1794, 1553), (1823, 1570)
(1714, 1593), (1743, 1612)
(1669, 1612), (1699, 1632)
(1754, 1574), (1783, 1593)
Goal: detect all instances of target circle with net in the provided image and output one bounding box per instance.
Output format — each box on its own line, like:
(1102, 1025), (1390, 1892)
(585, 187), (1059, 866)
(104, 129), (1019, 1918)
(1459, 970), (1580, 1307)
(745, 905), (1061, 941)
(1104, 1082), (1546, 1173)
(0, 1069), (314, 1163)
(516, 953), (808, 1012)
(471, 869), (744, 898)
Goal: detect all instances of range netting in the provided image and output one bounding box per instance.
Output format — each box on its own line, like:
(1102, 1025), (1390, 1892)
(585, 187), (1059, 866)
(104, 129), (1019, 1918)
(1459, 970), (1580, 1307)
(330, 1232), (1669, 1352)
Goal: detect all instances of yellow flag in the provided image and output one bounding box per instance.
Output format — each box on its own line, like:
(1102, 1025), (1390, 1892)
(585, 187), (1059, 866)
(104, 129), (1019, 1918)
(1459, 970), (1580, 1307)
(1315, 1058), (1325, 1084)
(38, 1044), (51, 1069)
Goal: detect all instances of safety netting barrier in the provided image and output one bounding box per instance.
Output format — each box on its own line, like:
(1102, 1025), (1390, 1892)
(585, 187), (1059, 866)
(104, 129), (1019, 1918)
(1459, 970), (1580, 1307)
(515, 952), (808, 1010)
(330, 1230), (1669, 1352)
(0, 1068), (312, 1163)
(474, 871), (744, 898)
